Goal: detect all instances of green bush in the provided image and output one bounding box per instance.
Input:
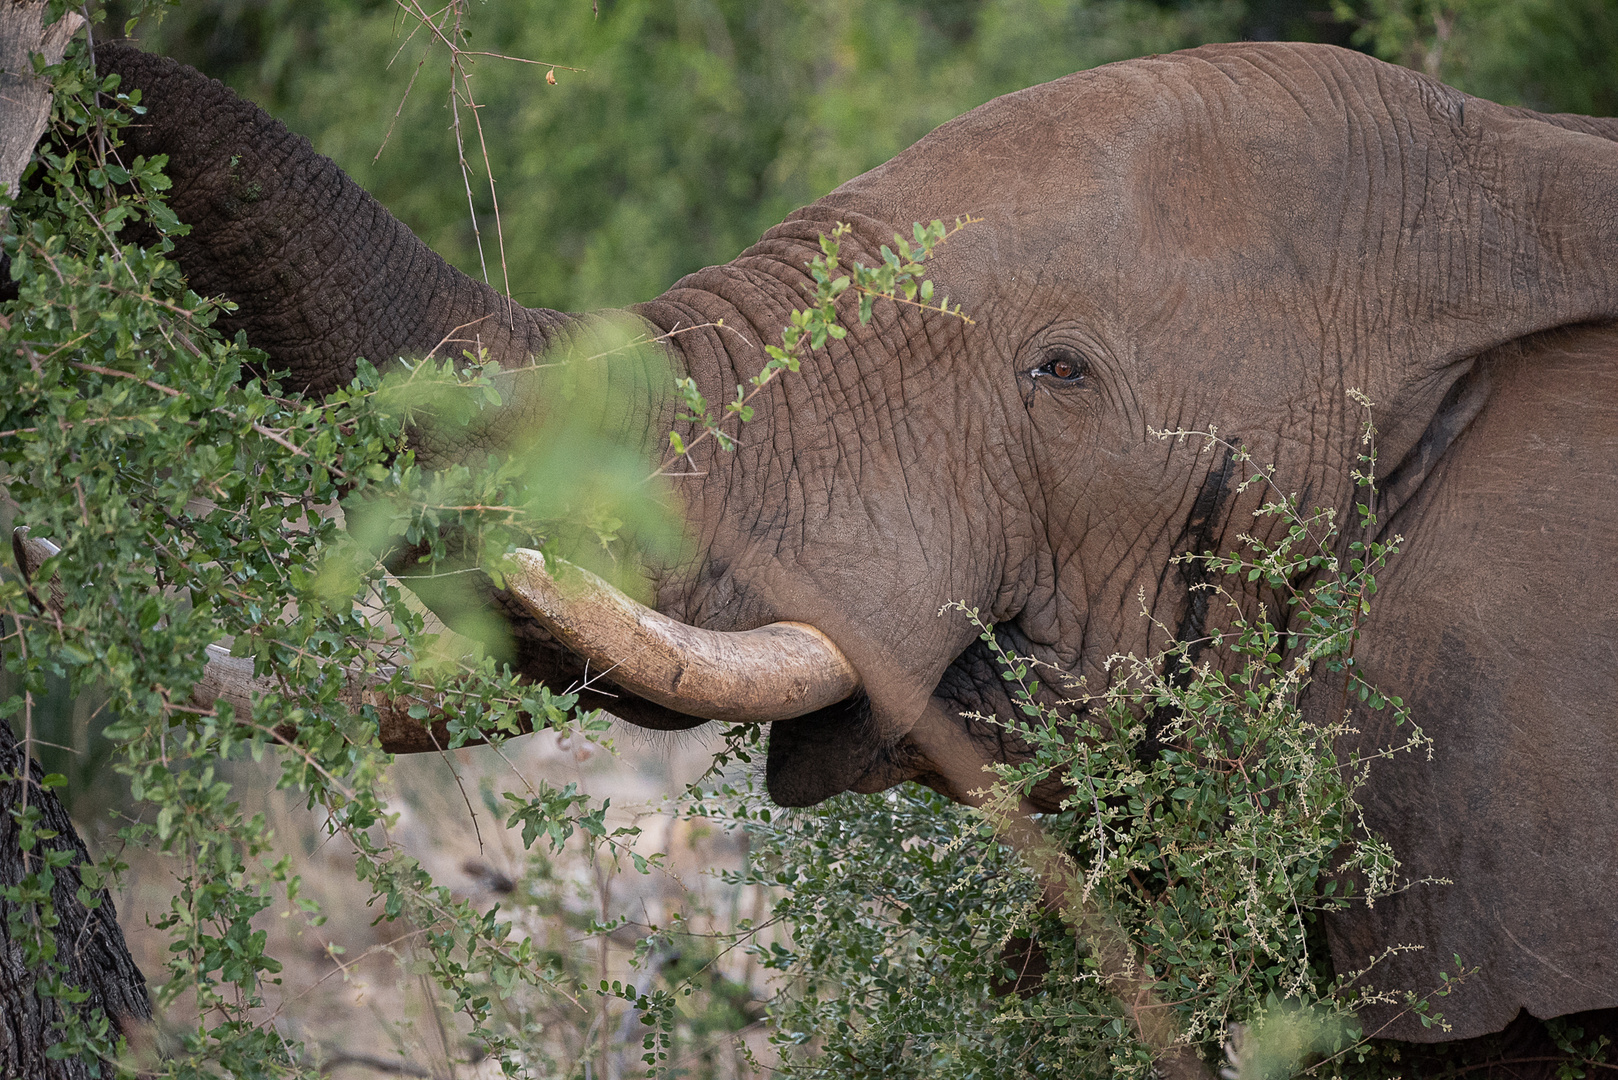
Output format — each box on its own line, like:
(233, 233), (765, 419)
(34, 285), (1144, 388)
(714, 415), (1442, 1078)
(0, 16), (678, 1074)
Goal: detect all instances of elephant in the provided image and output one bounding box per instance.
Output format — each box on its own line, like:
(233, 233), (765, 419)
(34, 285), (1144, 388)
(88, 39), (1618, 1053)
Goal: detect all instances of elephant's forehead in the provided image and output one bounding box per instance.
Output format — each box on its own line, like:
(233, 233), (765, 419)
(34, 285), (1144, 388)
(822, 41), (1397, 289)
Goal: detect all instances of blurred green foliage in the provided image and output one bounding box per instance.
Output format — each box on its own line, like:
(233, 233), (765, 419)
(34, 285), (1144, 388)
(108, 0), (1615, 317)
(113, 0), (1251, 311)
(1337, 0), (1618, 115)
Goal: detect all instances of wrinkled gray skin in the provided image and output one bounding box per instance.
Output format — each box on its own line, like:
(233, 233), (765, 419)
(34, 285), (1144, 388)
(98, 43), (1617, 1044)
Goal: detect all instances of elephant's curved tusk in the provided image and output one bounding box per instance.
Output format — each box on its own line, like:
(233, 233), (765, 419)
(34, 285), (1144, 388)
(504, 549), (860, 723)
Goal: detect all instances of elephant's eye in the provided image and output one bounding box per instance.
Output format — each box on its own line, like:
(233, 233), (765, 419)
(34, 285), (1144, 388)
(1033, 351), (1087, 383)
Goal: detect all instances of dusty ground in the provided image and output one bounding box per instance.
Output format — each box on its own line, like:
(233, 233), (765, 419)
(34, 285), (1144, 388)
(108, 723), (783, 1079)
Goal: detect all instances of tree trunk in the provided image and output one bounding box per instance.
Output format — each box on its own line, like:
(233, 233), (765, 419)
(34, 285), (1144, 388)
(0, 2), (82, 202)
(0, 722), (152, 1078)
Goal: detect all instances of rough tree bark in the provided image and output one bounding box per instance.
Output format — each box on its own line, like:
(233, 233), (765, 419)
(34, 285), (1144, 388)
(1, 6), (154, 1077)
(0, 723), (152, 1078)
(0, 2), (81, 202)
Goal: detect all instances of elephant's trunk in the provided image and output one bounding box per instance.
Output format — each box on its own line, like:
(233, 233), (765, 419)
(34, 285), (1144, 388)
(80, 47), (864, 738)
(96, 46), (573, 395)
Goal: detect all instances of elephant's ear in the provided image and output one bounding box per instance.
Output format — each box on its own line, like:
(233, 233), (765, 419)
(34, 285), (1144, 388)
(1324, 322), (1618, 1043)
(1367, 96), (1618, 516)
(1323, 95), (1618, 1042)
(1429, 97), (1618, 366)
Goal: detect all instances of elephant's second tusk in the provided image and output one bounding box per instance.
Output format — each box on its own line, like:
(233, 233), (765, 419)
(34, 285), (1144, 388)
(12, 526), (474, 754)
(503, 549), (860, 724)
(13, 527), (65, 615)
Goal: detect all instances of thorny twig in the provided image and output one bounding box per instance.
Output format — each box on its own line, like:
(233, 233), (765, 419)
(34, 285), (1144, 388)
(388, 0), (566, 334)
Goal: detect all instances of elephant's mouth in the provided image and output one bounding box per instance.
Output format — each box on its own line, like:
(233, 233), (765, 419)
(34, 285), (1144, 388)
(759, 693), (871, 803)
(499, 551), (994, 806)
(497, 551), (948, 805)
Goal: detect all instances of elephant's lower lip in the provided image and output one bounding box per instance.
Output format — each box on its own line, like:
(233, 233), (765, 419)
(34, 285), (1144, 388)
(763, 694), (881, 806)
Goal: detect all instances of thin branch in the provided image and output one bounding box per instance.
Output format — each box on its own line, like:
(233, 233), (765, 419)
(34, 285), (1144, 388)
(445, 50), (581, 71)
(374, 13), (434, 163)
(68, 359), (180, 396)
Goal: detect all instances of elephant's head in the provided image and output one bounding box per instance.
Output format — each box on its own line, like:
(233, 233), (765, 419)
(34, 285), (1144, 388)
(97, 41), (1618, 1043)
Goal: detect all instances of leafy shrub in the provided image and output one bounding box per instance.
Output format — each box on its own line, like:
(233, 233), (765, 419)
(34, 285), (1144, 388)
(0, 17), (684, 1075)
(723, 416), (1446, 1079)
